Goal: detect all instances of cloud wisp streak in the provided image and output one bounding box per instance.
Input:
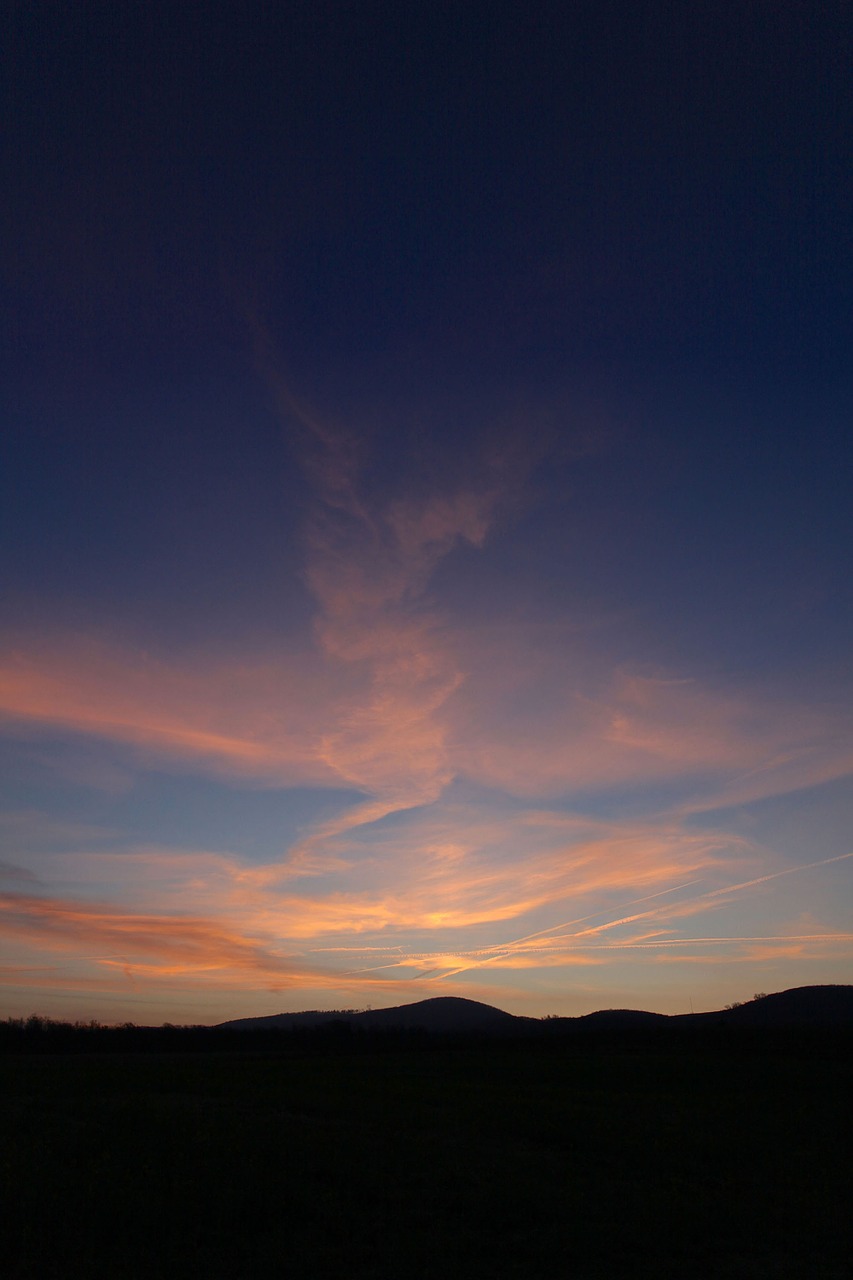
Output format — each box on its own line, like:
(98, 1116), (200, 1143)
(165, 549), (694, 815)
(2, 809), (851, 1012)
(300, 850), (853, 982)
(2, 384), (852, 1018)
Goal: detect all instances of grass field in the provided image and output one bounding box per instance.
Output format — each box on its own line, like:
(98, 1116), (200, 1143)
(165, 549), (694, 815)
(2, 1037), (851, 1278)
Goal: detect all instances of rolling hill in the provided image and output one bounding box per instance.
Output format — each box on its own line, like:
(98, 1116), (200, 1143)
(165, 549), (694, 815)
(217, 995), (526, 1033)
(216, 985), (853, 1034)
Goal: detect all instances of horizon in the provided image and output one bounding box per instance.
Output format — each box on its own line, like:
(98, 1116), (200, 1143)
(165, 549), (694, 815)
(210, 982), (853, 1026)
(3, 3), (852, 1025)
(10, 982), (853, 1030)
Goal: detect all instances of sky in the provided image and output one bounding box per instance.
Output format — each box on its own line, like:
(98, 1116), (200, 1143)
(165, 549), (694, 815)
(2, 1), (852, 1023)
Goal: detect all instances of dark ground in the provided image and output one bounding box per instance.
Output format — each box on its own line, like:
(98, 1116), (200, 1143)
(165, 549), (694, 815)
(2, 1034), (851, 1279)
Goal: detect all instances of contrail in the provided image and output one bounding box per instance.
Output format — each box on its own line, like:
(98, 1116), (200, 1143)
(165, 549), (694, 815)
(314, 882), (708, 979)
(701, 849), (853, 899)
(457, 880), (704, 959)
(584, 934), (853, 950)
(350, 850), (853, 979)
(535, 850), (853, 946)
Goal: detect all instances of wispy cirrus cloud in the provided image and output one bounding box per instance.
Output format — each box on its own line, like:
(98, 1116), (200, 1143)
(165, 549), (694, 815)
(449, 648), (853, 807)
(3, 634), (848, 827)
(300, 414), (507, 824)
(0, 861), (39, 885)
(2, 814), (850, 1011)
(0, 399), (512, 830)
(3, 805), (741, 957)
(3, 374), (852, 1019)
(0, 640), (342, 784)
(0, 890), (295, 977)
(296, 850), (853, 982)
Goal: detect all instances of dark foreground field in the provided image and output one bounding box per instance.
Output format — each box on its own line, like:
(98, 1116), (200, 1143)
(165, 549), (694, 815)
(3, 1036), (852, 1279)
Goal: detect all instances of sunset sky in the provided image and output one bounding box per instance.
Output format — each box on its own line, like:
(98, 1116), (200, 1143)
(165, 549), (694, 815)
(3, 2), (852, 1023)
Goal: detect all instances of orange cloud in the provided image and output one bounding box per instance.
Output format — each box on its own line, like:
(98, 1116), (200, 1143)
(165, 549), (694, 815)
(0, 448), (509, 833)
(0, 888), (548, 1010)
(299, 848), (853, 982)
(301, 443), (507, 819)
(0, 890), (299, 977)
(3, 392), (851, 1021)
(6, 803), (742, 961)
(3, 838), (849, 1010)
(448, 638), (853, 805)
(0, 640), (343, 785)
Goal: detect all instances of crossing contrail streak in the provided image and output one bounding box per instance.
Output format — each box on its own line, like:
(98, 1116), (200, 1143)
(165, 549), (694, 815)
(701, 849), (853, 899)
(313, 851), (853, 983)
(534, 850), (853, 945)
(321, 881), (708, 978)
(474, 880), (705, 953)
(583, 933), (853, 950)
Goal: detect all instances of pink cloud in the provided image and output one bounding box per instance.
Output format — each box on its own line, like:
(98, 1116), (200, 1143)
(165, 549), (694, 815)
(448, 636), (853, 804)
(3, 392), (851, 1021)
(0, 639), (343, 784)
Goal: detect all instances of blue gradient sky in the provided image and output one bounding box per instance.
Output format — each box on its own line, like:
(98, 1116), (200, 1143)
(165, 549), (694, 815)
(3, 2), (852, 1022)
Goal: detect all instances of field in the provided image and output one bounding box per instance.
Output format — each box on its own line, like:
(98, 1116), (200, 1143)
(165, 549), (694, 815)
(3, 1036), (852, 1278)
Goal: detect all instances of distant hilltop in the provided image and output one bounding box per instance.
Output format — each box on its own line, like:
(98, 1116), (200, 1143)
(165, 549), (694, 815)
(217, 995), (525, 1034)
(216, 985), (853, 1033)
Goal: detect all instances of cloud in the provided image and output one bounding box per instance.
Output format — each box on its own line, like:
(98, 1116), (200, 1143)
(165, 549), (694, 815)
(237, 806), (747, 960)
(6, 377), (848, 843)
(3, 370), (851, 1019)
(0, 861), (39, 885)
(0, 888), (415, 997)
(0, 408), (511, 833)
(2, 806), (741, 957)
(7, 619), (844, 883)
(0, 639), (343, 785)
(2, 818), (849, 1009)
(0, 890), (294, 976)
(0, 810), (118, 852)
(448, 642), (853, 805)
(0, 887), (538, 1005)
(294, 847), (853, 981)
(301, 421), (506, 823)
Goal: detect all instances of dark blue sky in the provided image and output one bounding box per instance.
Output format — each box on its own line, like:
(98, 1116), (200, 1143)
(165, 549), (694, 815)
(3, 2), (852, 1021)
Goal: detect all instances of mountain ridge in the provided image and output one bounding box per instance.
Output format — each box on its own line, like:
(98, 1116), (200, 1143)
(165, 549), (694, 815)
(216, 984), (853, 1032)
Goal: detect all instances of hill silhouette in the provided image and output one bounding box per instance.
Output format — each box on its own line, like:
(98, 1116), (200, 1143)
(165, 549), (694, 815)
(216, 985), (853, 1034)
(217, 995), (526, 1033)
(575, 1008), (670, 1030)
(684, 983), (853, 1028)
